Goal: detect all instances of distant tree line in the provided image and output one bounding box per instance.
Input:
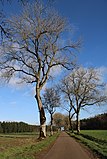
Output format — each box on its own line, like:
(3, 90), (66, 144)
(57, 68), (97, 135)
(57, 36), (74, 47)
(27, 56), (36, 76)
(53, 113), (107, 131)
(0, 121), (38, 133)
(80, 113), (107, 130)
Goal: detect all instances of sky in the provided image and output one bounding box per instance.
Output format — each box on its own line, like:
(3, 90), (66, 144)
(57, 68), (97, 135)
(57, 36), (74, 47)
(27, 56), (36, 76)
(0, 0), (107, 125)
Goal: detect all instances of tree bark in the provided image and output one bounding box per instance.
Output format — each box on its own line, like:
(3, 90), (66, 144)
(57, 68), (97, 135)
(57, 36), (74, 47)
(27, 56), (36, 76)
(69, 111), (75, 132)
(35, 86), (46, 138)
(50, 113), (53, 136)
(69, 112), (73, 132)
(76, 111), (80, 134)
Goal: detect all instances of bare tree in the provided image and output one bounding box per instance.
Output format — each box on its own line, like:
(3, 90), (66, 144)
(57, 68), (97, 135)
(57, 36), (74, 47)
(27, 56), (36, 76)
(0, 1), (79, 138)
(58, 81), (75, 131)
(42, 87), (60, 135)
(0, 0), (30, 41)
(53, 113), (65, 130)
(63, 115), (69, 130)
(60, 67), (107, 134)
(62, 102), (75, 131)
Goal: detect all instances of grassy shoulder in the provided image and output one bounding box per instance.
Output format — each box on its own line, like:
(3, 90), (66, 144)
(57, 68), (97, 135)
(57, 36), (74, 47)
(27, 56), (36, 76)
(0, 132), (60, 159)
(67, 130), (107, 159)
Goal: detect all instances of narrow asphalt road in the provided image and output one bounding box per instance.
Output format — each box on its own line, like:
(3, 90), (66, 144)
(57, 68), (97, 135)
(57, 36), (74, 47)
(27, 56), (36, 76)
(43, 131), (93, 159)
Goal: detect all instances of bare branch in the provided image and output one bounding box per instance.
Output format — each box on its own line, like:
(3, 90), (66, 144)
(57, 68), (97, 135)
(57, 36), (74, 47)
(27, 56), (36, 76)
(59, 67), (107, 132)
(0, 1), (79, 137)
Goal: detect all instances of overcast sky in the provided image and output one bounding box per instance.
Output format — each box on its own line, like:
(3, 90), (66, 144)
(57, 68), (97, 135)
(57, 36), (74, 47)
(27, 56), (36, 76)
(0, 0), (107, 125)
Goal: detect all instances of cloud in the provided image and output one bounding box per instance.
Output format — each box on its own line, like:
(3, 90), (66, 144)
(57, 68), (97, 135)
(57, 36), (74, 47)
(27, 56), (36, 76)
(10, 101), (17, 106)
(104, 84), (107, 94)
(49, 65), (62, 77)
(22, 86), (35, 97)
(22, 91), (31, 97)
(9, 76), (25, 89)
(79, 66), (107, 82)
(95, 66), (107, 82)
(0, 45), (4, 55)
(11, 43), (20, 52)
(96, 66), (107, 74)
(42, 83), (47, 91)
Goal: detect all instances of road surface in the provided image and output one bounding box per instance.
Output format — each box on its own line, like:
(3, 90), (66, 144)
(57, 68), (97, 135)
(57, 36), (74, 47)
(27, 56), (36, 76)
(43, 131), (93, 159)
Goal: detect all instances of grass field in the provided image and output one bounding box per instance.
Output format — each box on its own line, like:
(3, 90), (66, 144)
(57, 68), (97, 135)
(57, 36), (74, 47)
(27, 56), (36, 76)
(0, 132), (59, 159)
(81, 130), (107, 141)
(68, 130), (107, 159)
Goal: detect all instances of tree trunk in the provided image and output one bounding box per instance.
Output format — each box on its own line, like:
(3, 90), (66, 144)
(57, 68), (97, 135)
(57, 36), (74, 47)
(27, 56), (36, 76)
(76, 111), (80, 134)
(50, 113), (53, 136)
(69, 111), (75, 132)
(69, 113), (73, 132)
(35, 86), (46, 138)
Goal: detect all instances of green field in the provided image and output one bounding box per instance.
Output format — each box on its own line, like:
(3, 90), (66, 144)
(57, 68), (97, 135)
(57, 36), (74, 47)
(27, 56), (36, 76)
(68, 130), (107, 159)
(0, 132), (59, 159)
(81, 130), (107, 141)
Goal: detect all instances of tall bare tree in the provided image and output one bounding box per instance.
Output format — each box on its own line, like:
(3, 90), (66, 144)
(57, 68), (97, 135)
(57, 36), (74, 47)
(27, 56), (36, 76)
(63, 115), (69, 130)
(58, 81), (75, 131)
(42, 87), (60, 135)
(53, 113), (65, 130)
(0, 1), (79, 138)
(0, 0), (29, 41)
(60, 67), (107, 133)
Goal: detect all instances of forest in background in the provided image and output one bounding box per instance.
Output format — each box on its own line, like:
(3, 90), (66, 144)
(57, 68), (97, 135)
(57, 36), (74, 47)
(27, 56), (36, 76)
(0, 113), (106, 133)
(0, 121), (37, 133)
(80, 113), (107, 130)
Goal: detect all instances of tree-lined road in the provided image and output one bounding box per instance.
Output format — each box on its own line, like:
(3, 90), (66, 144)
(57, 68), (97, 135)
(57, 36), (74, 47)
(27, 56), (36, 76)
(43, 132), (93, 159)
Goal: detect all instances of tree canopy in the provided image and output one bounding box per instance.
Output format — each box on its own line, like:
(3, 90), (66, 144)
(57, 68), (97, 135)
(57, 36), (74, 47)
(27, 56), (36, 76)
(60, 67), (107, 133)
(0, 1), (79, 138)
